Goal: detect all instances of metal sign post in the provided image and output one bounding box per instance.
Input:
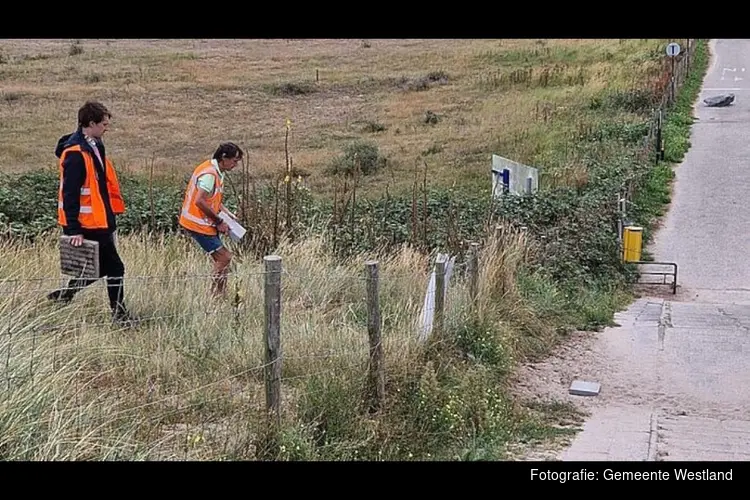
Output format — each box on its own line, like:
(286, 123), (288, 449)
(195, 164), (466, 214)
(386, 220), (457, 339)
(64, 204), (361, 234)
(666, 42), (681, 102)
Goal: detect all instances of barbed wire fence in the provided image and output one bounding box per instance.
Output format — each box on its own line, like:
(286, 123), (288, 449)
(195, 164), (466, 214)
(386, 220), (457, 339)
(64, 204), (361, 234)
(0, 239), (492, 459)
(618, 38), (698, 250)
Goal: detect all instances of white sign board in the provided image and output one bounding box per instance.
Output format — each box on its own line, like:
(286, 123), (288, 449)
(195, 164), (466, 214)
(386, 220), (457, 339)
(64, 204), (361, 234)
(666, 42), (681, 57)
(491, 154), (538, 197)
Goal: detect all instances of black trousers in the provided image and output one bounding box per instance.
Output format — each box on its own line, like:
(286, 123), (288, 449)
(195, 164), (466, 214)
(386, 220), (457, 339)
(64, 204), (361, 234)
(61, 231), (126, 313)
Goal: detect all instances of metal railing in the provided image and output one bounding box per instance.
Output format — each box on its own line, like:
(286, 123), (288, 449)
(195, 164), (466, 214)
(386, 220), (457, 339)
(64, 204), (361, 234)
(632, 261), (678, 294)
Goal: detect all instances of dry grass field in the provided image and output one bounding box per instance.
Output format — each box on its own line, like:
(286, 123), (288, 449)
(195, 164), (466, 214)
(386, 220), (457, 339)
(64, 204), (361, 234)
(0, 38), (672, 197)
(0, 38), (698, 460)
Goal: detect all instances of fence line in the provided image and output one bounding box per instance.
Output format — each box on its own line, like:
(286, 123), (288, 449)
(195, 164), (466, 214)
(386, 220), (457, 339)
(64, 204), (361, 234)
(618, 38), (696, 250)
(0, 265), (470, 293)
(0, 270), (270, 286)
(0, 243), (475, 457)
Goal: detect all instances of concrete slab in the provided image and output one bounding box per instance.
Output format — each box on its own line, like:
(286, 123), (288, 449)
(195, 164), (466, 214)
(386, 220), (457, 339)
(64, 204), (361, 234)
(560, 405), (654, 461)
(569, 380), (600, 396)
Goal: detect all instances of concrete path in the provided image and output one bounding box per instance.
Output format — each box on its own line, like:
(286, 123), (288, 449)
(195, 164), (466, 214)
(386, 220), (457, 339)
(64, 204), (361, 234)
(560, 39), (750, 461)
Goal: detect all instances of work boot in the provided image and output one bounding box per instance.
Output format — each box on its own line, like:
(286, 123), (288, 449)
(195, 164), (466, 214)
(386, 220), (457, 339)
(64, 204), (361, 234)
(112, 305), (140, 328)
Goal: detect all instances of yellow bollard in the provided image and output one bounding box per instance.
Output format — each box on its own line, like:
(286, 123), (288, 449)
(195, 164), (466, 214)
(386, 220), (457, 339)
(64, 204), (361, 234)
(622, 226), (643, 262)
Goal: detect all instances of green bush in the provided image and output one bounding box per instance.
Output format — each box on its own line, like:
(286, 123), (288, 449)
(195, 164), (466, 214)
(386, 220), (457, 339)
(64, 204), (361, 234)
(327, 140), (386, 177)
(589, 88), (657, 115)
(0, 169), (185, 240)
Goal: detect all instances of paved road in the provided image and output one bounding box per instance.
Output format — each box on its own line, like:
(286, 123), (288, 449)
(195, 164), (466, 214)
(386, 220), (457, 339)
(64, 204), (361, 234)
(651, 38), (750, 298)
(560, 39), (750, 461)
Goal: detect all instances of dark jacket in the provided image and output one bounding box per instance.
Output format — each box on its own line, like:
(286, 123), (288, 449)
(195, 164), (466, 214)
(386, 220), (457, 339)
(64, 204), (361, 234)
(55, 129), (116, 235)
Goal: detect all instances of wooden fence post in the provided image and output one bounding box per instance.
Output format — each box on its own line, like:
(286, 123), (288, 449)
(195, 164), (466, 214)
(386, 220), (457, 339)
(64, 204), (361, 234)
(467, 242), (479, 309)
(617, 194), (625, 246)
(434, 254), (447, 337)
(365, 260), (385, 412)
(262, 254), (282, 458)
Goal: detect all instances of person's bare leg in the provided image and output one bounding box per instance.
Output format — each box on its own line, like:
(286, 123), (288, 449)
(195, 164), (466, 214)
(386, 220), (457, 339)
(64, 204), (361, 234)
(210, 247), (232, 297)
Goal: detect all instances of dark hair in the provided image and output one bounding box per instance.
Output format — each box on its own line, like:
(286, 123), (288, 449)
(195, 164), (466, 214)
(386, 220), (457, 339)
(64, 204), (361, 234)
(213, 142), (243, 161)
(78, 101), (111, 128)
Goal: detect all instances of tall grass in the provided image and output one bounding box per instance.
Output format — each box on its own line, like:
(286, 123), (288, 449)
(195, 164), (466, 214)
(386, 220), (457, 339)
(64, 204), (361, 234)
(0, 225), (555, 460)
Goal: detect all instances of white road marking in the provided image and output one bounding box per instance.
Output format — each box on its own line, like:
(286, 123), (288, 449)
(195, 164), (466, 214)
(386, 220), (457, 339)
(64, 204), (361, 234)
(720, 68), (745, 80)
(721, 68), (736, 80)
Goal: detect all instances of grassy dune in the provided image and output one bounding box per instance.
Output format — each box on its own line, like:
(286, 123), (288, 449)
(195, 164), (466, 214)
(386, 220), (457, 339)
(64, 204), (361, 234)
(0, 38), (706, 460)
(1, 39), (673, 197)
(0, 228), (573, 460)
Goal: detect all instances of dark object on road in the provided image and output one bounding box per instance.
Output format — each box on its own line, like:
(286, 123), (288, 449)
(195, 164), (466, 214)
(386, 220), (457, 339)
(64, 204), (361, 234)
(703, 94), (735, 107)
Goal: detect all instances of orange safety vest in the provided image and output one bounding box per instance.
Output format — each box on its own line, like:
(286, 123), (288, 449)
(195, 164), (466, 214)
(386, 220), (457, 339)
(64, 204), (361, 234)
(57, 145), (125, 229)
(179, 160), (223, 236)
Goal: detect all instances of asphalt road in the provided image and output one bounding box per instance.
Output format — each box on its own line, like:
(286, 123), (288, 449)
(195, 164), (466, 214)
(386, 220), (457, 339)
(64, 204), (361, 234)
(558, 39), (750, 462)
(651, 39), (750, 298)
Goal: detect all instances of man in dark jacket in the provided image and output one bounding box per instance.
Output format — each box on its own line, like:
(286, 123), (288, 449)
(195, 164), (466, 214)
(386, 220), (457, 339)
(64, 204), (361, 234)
(47, 101), (136, 325)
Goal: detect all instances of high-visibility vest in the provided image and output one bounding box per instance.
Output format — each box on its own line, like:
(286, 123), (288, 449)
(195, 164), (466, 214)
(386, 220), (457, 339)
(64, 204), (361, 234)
(57, 145), (125, 229)
(179, 160), (223, 236)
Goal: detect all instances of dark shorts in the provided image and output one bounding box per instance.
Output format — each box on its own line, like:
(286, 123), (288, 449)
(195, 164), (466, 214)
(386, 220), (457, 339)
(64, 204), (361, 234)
(185, 229), (223, 254)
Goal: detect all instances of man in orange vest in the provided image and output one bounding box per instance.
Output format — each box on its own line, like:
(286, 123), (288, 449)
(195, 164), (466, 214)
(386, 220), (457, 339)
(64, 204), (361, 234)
(47, 101), (136, 325)
(179, 142), (243, 297)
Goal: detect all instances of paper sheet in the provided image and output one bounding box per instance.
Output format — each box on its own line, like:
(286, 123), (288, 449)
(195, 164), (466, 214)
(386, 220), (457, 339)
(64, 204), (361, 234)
(218, 211), (247, 241)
